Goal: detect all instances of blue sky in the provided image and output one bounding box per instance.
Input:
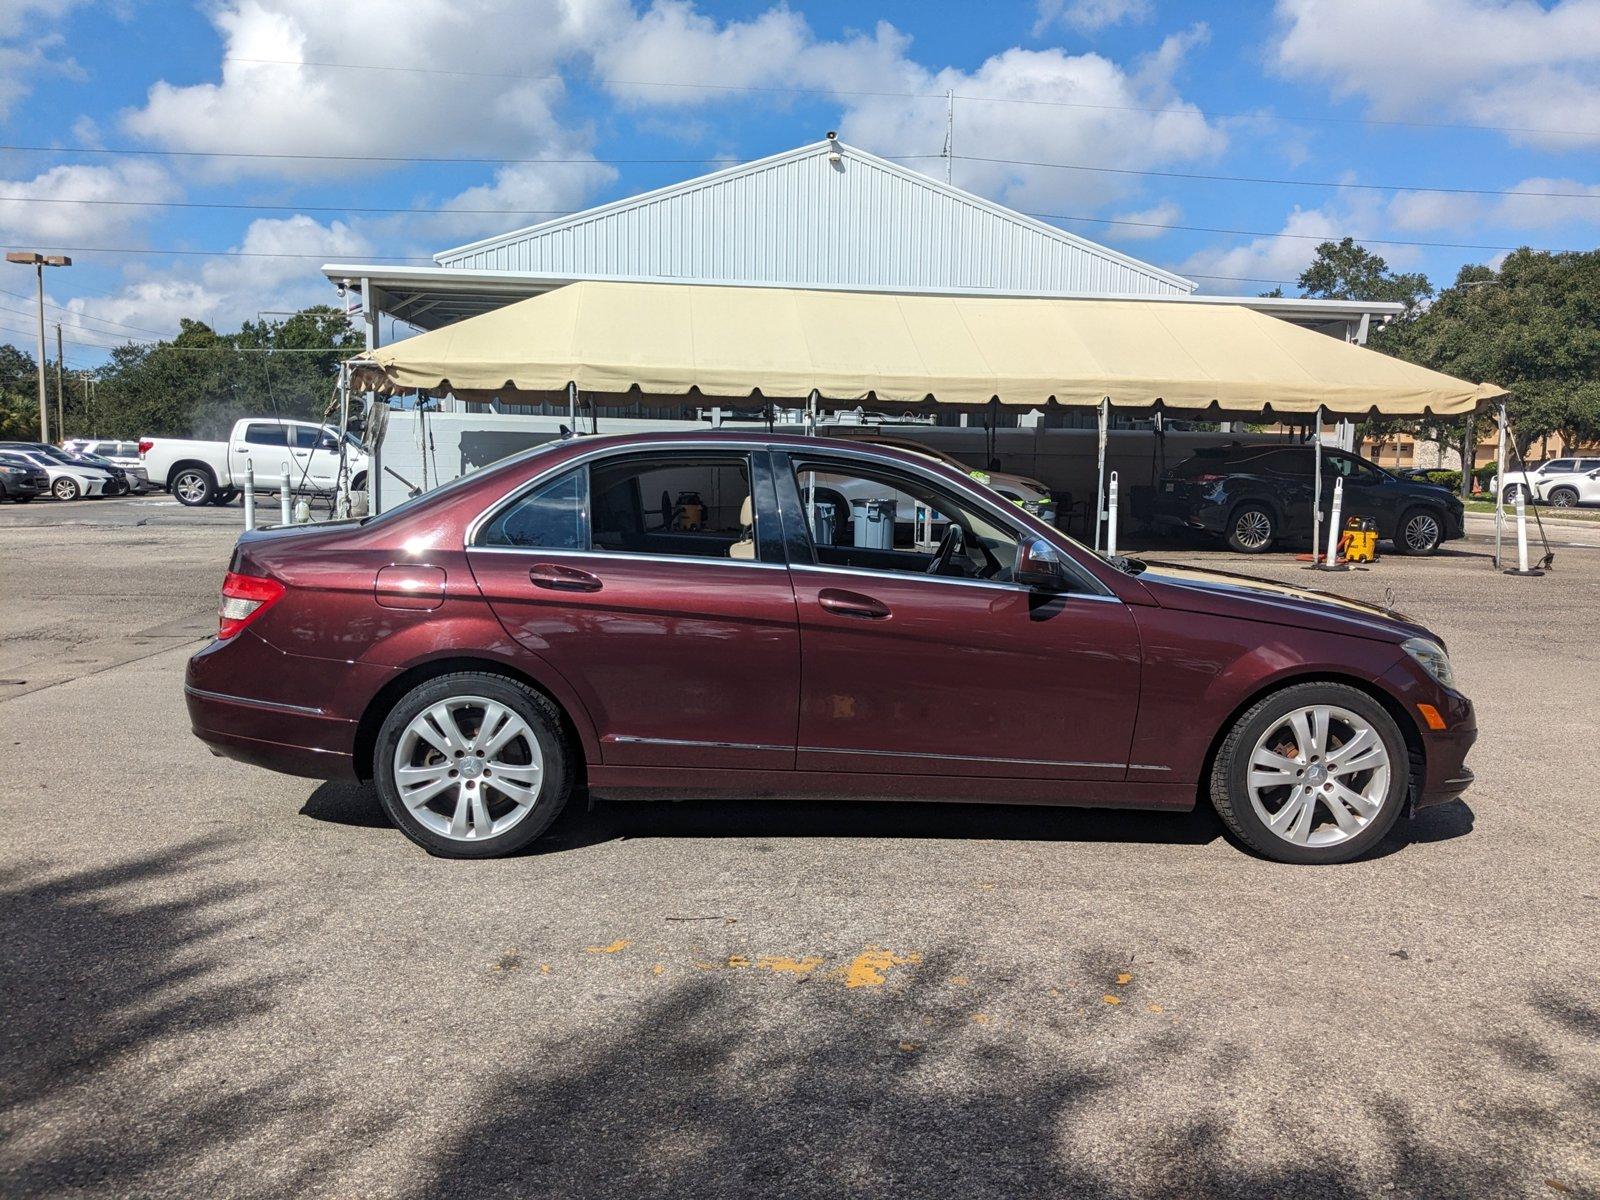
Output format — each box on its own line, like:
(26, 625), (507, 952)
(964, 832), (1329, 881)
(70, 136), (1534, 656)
(1, 0), (1597, 370)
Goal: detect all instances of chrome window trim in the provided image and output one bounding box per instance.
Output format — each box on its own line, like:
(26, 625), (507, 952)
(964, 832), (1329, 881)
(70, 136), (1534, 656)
(793, 561), (1123, 602)
(466, 439), (769, 549)
(468, 544), (790, 571)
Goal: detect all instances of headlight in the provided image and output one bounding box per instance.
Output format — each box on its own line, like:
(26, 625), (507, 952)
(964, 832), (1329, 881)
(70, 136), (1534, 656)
(1402, 637), (1456, 689)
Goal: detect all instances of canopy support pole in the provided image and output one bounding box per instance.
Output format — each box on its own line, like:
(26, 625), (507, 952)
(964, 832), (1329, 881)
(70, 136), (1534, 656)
(335, 359), (351, 519)
(1493, 403), (1508, 568)
(806, 388), (819, 436)
(566, 381), (577, 431)
(1311, 406), (1325, 561)
(360, 277), (383, 514)
(1093, 397), (1109, 551)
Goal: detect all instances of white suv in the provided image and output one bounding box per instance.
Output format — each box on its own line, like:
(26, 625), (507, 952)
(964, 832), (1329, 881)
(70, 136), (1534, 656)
(1497, 457), (1600, 507)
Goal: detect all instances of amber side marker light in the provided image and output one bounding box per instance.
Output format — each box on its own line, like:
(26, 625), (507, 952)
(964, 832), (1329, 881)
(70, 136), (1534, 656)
(1416, 703), (1447, 731)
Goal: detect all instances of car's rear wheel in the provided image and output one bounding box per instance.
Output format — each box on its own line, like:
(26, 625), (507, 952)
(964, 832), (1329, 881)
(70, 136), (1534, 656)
(1225, 503), (1276, 553)
(52, 477), (80, 501)
(374, 673), (574, 858)
(1394, 507), (1443, 555)
(1548, 486), (1579, 508)
(1502, 483), (1527, 503)
(1210, 682), (1407, 865)
(172, 467), (215, 506)
(210, 487), (239, 506)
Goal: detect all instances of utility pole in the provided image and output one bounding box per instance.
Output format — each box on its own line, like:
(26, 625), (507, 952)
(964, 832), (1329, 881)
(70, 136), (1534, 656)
(54, 323), (65, 441)
(5, 252), (71, 443)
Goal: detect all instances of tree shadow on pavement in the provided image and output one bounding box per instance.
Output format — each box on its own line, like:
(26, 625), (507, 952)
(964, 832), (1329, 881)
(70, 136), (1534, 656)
(0, 835), (392, 1196)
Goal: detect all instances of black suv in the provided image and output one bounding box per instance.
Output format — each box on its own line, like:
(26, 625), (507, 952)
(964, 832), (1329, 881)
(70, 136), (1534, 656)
(1144, 444), (1466, 555)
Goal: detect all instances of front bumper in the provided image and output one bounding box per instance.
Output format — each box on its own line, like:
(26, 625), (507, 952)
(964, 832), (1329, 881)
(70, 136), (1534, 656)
(1380, 659), (1477, 810)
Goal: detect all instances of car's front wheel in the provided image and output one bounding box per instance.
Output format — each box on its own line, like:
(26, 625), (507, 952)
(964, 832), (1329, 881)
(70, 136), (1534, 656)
(374, 673), (574, 858)
(52, 477), (80, 501)
(1210, 682), (1407, 864)
(1225, 503), (1276, 553)
(1548, 486), (1579, 508)
(1394, 507), (1443, 555)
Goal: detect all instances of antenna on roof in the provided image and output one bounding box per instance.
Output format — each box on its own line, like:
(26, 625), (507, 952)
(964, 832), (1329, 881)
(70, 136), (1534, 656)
(559, 424), (574, 440)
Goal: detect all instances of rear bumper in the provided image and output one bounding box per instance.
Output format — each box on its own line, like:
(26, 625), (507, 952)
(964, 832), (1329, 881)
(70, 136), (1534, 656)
(186, 684), (359, 780)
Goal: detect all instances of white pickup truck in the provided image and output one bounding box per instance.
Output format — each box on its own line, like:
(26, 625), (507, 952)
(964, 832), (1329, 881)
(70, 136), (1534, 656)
(139, 417), (369, 507)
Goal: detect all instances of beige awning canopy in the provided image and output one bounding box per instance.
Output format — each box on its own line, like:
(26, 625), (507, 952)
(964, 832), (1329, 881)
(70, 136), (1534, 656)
(351, 280), (1505, 418)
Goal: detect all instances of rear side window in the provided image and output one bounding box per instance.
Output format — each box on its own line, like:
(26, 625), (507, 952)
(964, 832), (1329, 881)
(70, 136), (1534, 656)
(479, 469), (587, 549)
(245, 423), (288, 446)
(1545, 459), (1575, 472)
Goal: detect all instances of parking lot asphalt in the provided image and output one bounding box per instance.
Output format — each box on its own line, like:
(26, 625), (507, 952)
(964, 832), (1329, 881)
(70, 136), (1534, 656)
(2, 495), (1596, 1199)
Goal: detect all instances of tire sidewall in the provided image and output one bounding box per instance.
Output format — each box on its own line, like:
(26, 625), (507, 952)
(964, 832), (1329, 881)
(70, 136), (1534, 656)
(1549, 487), (1577, 508)
(1220, 683), (1408, 865)
(53, 477), (79, 501)
(172, 468), (214, 506)
(1225, 503), (1275, 553)
(374, 674), (571, 859)
(1395, 507), (1442, 555)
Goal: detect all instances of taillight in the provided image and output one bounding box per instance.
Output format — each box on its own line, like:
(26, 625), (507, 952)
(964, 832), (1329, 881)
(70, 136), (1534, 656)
(138, 438), (153, 455)
(1191, 473), (1225, 484)
(218, 571), (285, 640)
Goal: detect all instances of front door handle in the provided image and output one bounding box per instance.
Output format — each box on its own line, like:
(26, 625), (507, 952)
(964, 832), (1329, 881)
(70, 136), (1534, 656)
(818, 587), (890, 620)
(529, 563), (603, 592)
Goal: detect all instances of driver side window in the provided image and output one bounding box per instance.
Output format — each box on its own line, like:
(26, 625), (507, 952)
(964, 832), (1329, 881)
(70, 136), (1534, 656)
(791, 459), (1020, 581)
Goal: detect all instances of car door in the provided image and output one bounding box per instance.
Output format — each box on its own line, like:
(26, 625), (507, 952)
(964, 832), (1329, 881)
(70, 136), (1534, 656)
(234, 421), (292, 488)
(465, 447), (801, 772)
(774, 450), (1141, 782)
(1325, 452), (1397, 536)
(298, 425), (347, 491)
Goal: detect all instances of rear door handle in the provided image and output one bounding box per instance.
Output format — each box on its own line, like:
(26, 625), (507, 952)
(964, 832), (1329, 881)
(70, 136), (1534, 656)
(818, 587), (891, 620)
(529, 563), (603, 592)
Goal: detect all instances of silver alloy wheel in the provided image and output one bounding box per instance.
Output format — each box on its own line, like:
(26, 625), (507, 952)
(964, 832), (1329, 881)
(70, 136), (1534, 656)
(52, 477), (78, 501)
(1549, 488), (1577, 508)
(392, 695), (544, 842)
(1234, 509), (1273, 550)
(1246, 703), (1391, 847)
(174, 472), (208, 504)
(1404, 512), (1441, 552)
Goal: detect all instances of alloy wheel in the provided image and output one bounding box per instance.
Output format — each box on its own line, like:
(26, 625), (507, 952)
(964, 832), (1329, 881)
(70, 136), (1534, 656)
(52, 478), (78, 501)
(1245, 704), (1391, 847)
(1404, 512), (1441, 552)
(1550, 489), (1577, 508)
(391, 696), (544, 842)
(175, 473), (209, 504)
(1233, 509), (1272, 550)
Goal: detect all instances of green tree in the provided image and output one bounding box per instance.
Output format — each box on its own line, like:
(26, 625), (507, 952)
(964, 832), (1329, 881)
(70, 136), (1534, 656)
(1382, 249), (1600, 456)
(1297, 237), (1434, 314)
(0, 343), (41, 439)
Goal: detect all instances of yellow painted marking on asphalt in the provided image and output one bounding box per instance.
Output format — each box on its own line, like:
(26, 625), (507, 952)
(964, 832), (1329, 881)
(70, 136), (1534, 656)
(584, 939), (631, 954)
(651, 964), (664, 976)
(970, 1013), (992, 1025)
(1103, 994), (1122, 1005)
(1147, 1003), (1164, 1014)
(539, 964), (550, 975)
(898, 1040), (922, 1053)
(838, 948), (921, 988)
(756, 955), (824, 977)
(949, 976), (969, 987)
(725, 955), (751, 968)
(1116, 972), (1133, 985)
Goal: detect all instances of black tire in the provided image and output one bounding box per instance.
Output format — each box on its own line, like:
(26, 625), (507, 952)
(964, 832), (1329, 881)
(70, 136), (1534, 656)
(51, 477), (80, 501)
(210, 487), (240, 506)
(171, 466), (215, 506)
(1393, 506), (1443, 555)
(1548, 486), (1579, 508)
(13, 495), (32, 503)
(1209, 681), (1408, 865)
(1502, 483), (1527, 503)
(1224, 503), (1276, 553)
(350, 472), (367, 493)
(373, 672), (574, 859)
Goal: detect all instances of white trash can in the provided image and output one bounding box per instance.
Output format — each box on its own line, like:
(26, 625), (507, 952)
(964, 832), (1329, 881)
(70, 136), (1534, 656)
(851, 498), (897, 550)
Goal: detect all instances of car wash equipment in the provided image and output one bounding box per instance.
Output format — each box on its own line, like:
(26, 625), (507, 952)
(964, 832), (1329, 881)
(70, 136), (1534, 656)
(1339, 516), (1379, 565)
(1504, 487), (1545, 577)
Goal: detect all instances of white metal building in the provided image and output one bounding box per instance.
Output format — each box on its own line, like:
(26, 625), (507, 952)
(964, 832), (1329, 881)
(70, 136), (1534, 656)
(325, 138), (1399, 348)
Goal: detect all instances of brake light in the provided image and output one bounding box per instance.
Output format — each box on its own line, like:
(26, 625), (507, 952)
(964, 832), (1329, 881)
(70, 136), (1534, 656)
(218, 571), (285, 640)
(137, 438), (153, 455)
(1191, 473), (1225, 484)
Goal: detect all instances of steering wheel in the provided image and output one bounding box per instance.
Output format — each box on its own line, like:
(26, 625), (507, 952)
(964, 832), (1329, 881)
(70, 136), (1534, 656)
(926, 522), (965, 575)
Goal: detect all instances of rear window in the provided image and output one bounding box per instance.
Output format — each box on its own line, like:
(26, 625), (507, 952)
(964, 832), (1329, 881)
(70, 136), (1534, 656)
(245, 423), (288, 446)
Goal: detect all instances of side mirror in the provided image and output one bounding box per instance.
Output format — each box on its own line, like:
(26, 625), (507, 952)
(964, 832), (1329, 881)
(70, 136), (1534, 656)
(317, 434), (339, 451)
(1015, 536), (1066, 590)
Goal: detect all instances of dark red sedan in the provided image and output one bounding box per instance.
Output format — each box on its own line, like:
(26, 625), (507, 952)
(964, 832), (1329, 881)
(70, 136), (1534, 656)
(186, 432), (1475, 864)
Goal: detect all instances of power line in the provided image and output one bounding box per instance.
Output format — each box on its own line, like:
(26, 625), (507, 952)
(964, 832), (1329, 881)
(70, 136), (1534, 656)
(218, 54), (1600, 140)
(0, 285), (172, 338)
(6, 143), (1595, 204)
(1030, 212), (1527, 252)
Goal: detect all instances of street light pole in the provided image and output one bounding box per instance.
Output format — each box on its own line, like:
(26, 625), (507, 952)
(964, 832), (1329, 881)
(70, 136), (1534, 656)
(5, 252), (72, 443)
(55, 323), (65, 440)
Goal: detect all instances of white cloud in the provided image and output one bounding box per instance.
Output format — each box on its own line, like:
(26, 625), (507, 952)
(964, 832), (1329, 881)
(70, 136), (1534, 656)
(1492, 177), (1600, 227)
(597, 10), (1226, 212)
(1107, 199), (1182, 238)
(0, 161), (177, 241)
(0, 0), (90, 118)
(1386, 189), (1484, 232)
(68, 214), (372, 337)
(120, 0), (630, 178)
(1033, 0), (1152, 36)
(1271, 0), (1600, 149)
(1179, 192), (1418, 292)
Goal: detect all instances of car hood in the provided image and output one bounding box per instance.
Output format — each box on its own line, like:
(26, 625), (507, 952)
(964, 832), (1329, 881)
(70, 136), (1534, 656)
(1129, 560), (1432, 643)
